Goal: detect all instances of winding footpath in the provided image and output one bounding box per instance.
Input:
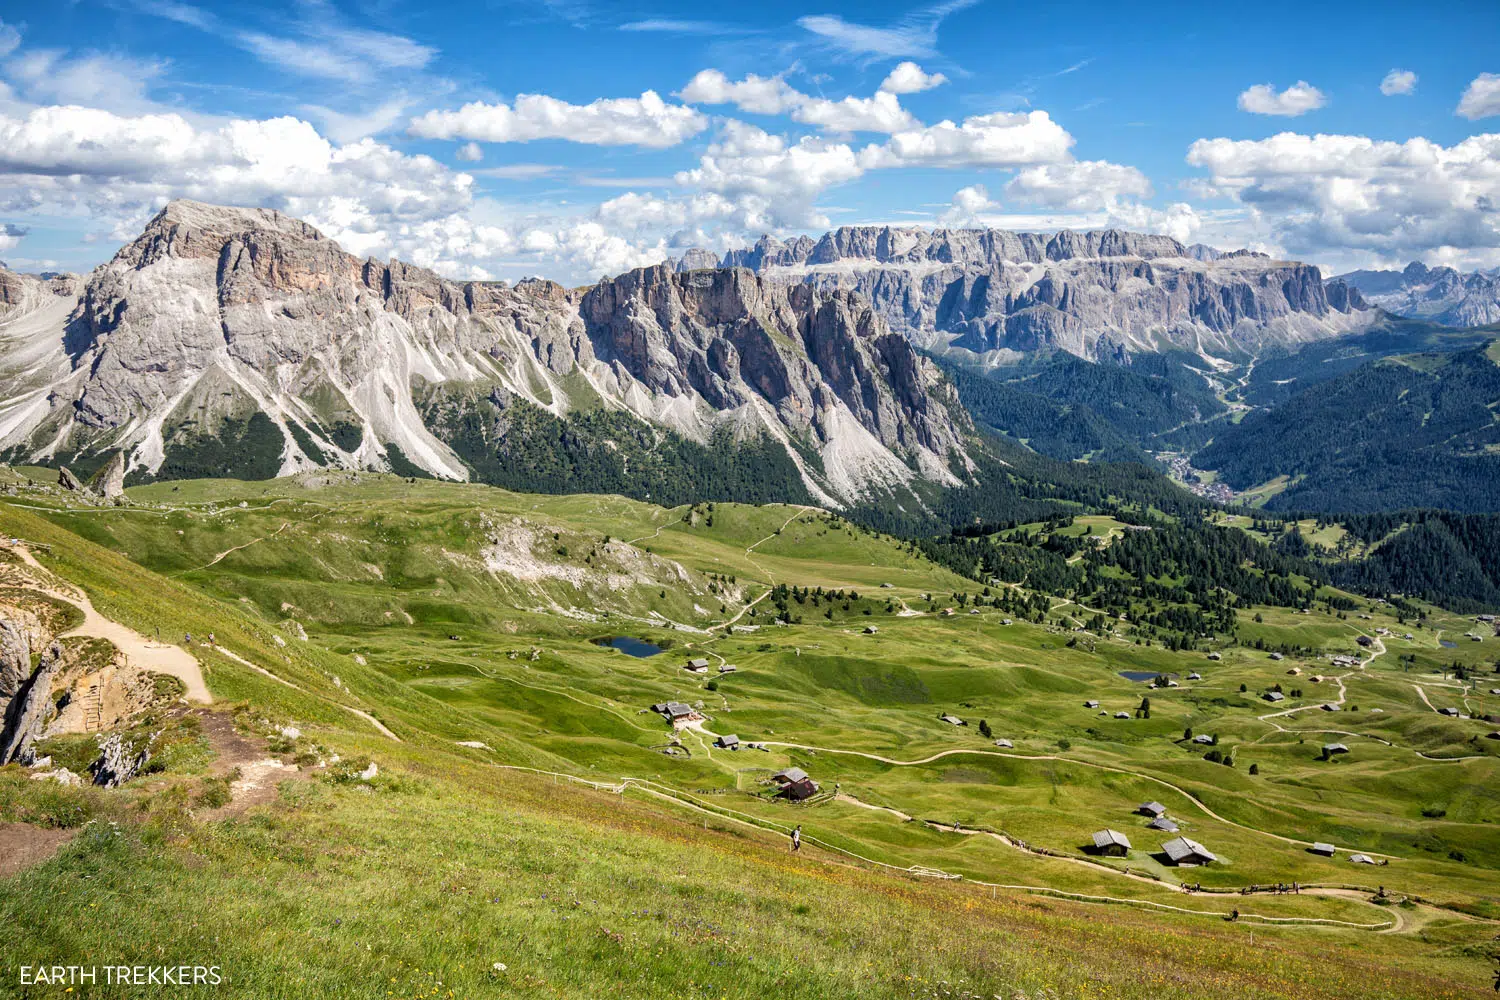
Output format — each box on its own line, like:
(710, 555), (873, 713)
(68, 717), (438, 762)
(10, 546), (211, 703)
(756, 739), (1406, 860)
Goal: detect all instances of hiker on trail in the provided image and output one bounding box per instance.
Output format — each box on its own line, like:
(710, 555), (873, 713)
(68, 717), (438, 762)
(208, 632), (216, 645)
(1229, 908), (1240, 922)
(791, 825), (802, 852)
(185, 632), (192, 645)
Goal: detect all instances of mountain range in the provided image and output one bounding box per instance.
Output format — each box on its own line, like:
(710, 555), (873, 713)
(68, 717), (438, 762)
(1335, 261), (1500, 328)
(4, 200), (1499, 523)
(686, 226), (1374, 362)
(0, 200), (970, 507)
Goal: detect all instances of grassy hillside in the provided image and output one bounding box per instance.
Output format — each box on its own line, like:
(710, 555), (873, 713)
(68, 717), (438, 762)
(3, 474), (1500, 997)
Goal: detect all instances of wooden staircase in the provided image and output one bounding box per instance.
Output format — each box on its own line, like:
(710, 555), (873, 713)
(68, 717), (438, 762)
(83, 681), (103, 733)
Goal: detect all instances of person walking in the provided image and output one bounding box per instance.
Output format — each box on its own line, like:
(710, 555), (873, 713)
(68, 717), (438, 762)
(791, 825), (802, 852)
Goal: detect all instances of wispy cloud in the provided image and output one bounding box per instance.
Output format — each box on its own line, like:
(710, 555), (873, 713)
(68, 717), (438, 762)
(797, 0), (979, 60)
(128, 0), (434, 86)
(619, 19), (753, 35)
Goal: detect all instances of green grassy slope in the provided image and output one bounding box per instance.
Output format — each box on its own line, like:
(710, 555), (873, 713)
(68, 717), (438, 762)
(3, 475), (1499, 997)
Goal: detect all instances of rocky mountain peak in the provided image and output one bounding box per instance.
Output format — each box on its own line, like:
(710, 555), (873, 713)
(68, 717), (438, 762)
(718, 224), (1373, 361)
(0, 200), (974, 507)
(1337, 260), (1500, 327)
(153, 198), (328, 244)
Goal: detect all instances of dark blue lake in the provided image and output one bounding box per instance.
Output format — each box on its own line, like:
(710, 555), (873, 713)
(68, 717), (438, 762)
(1119, 670), (1172, 682)
(593, 636), (664, 657)
(1440, 640), (1458, 649)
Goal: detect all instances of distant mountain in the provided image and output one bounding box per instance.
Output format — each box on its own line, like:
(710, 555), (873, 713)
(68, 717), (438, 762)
(0, 200), (973, 507)
(1193, 340), (1500, 512)
(708, 226), (1373, 362)
(1335, 261), (1500, 328)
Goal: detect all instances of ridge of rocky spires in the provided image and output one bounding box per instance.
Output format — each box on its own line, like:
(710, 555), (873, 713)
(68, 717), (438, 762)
(0, 200), (973, 505)
(579, 264), (968, 477)
(699, 224), (1373, 361)
(1334, 260), (1500, 328)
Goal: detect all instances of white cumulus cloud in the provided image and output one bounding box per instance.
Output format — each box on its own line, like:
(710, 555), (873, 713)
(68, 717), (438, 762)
(1004, 160), (1153, 212)
(678, 70), (804, 115)
(1457, 73), (1500, 120)
(879, 62), (947, 95)
(1237, 81), (1327, 117)
(792, 91), (918, 134)
(408, 91), (706, 148)
(859, 110), (1074, 169)
(1186, 130), (1500, 259)
(1379, 69), (1417, 96)
(679, 70), (918, 133)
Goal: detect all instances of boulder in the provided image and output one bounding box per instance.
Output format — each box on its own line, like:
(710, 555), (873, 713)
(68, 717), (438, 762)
(57, 466), (83, 491)
(86, 451), (127, 498)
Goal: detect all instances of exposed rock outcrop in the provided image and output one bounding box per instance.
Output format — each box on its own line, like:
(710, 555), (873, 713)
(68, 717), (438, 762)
(85, 451), (126, 498)
(89, 730), (157, 788)
(0, 617), (29, 700)
(0, 639), (63, 764)
(717, 225), (1373, 361)
(1334, 261), (1500, 328)
(0, 201), (972, 505)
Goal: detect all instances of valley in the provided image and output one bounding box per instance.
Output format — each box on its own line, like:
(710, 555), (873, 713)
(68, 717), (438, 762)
(3, 470), (1499, 997)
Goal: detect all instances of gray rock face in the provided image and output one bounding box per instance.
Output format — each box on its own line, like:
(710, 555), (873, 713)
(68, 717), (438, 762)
(579, 266), (968, 489)
(669, 248), (720, 272)
(0, 617), (31, 700)
(1334, 261), (1500, 328)
(86, 451), (126, 498)
(720, 225), (1373, 360)
(57, 466), (83, 491)
(0, 201), (971, 505)
(90, 730), (157, 788)
(0, 639), (62, 765)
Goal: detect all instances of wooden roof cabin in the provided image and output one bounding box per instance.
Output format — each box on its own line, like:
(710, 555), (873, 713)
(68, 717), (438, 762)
(939, 714), (967, 726)
(1091, 829), (1132, 856)
(714, 734), (739, 749)
(773, 767), (809, 785)
(1147, 817), (1179, 833)
(1138, 801), (1167, 818)
(718, 663), (738, 673)
(781, 777), (818, 801)
(1309, 842), (1337, 856)
(1160, 836), (1216, 866)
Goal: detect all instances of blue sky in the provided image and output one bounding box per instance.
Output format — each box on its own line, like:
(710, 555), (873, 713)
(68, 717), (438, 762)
(0, 0), (1498, 282)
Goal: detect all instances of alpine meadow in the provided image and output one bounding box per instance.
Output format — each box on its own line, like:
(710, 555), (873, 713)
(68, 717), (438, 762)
(3, 1), (1500, 998)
